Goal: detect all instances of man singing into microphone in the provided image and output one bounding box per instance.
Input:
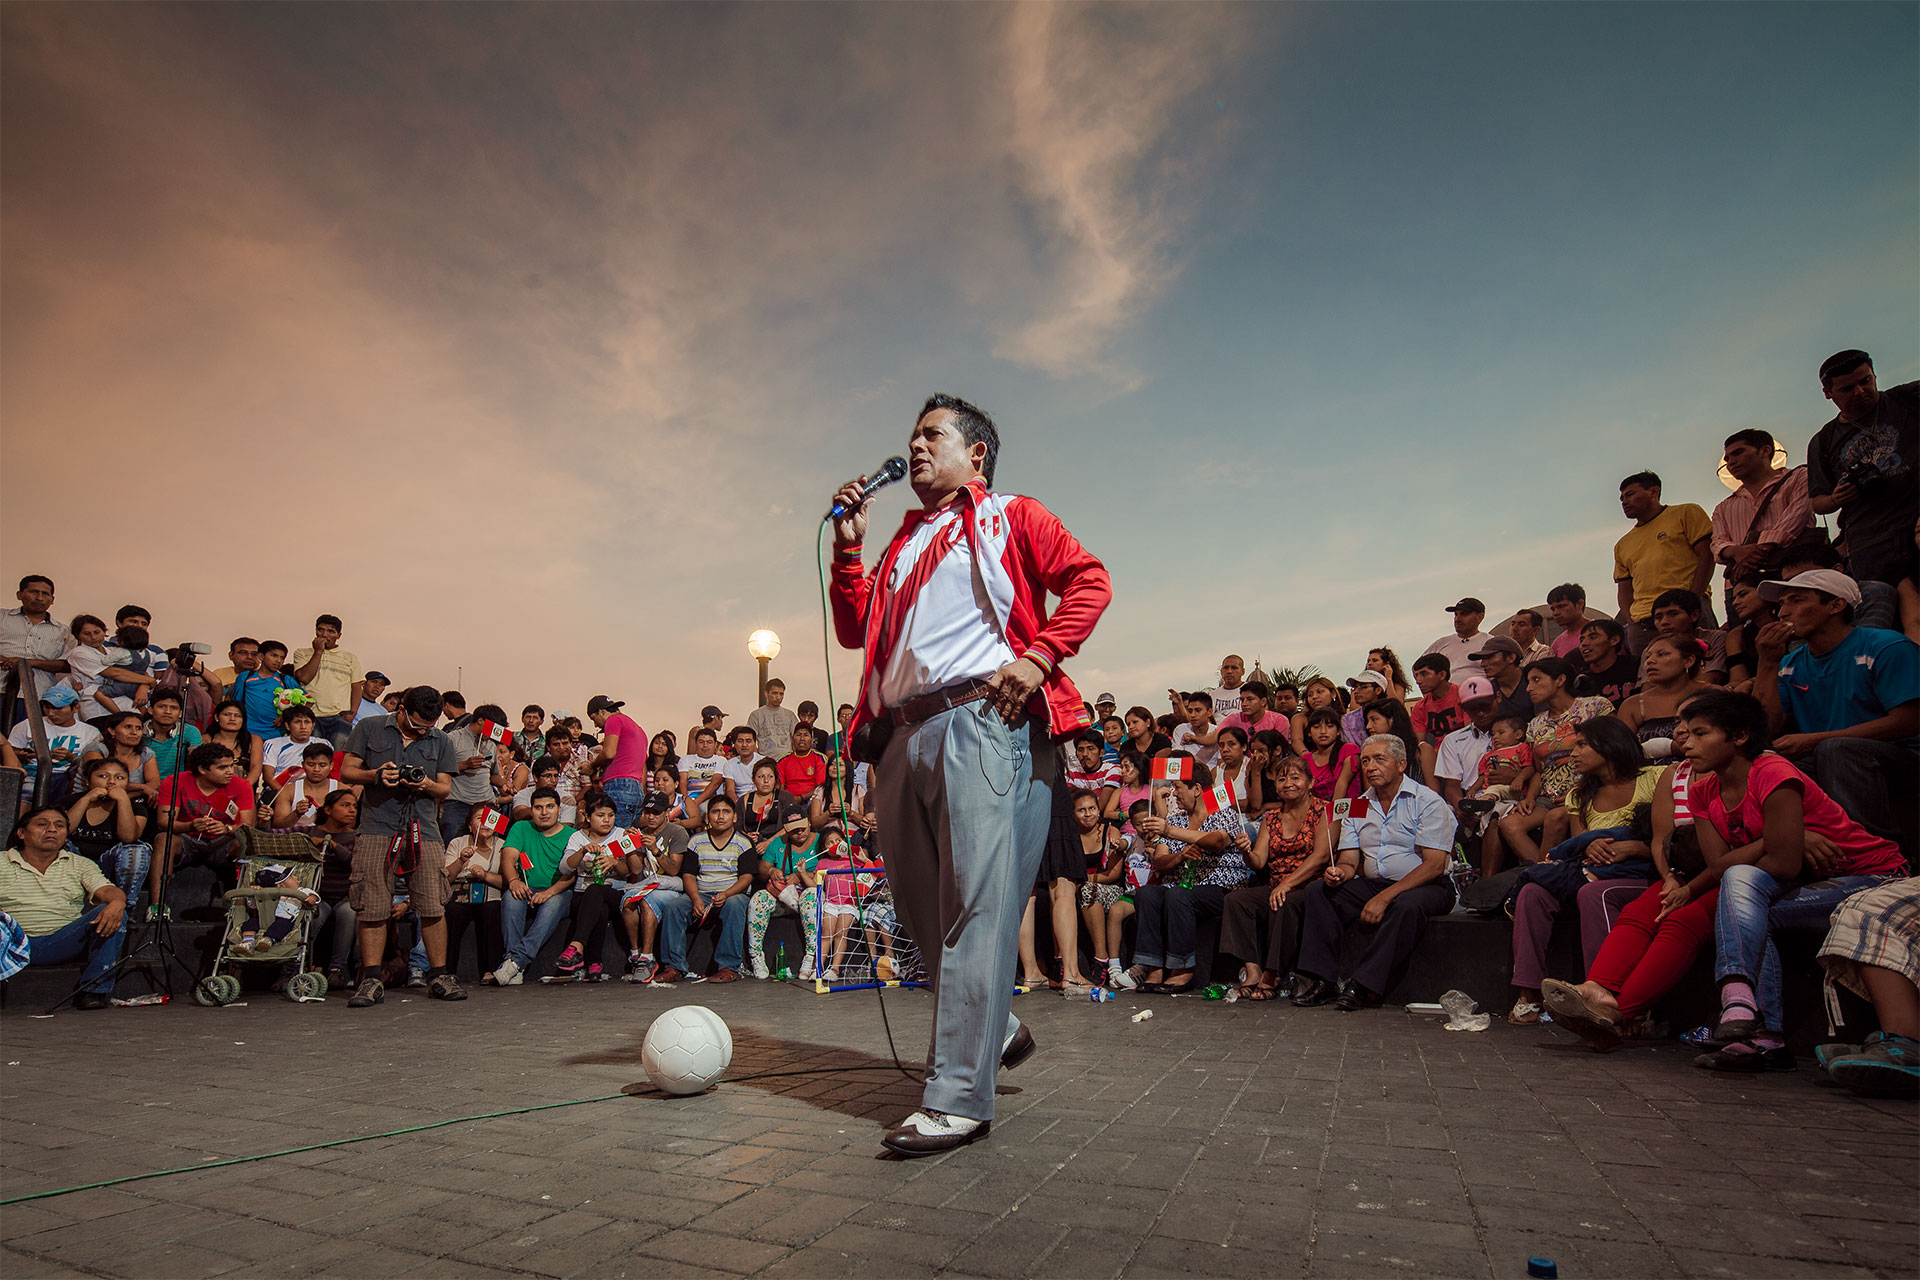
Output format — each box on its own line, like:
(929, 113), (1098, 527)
(830, 394), (1110, 1157)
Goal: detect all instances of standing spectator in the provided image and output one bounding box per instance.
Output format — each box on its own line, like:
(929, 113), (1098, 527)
(1209, 654), (1247, 721)
(439, 690), (468, 731)
(1290, 736), (1457, 1011)
(746, 680), (798, 758)
(8, 685), (103, 803)
(154, 743), (254, 915)
(519, 705), (546, 758)
(1546, 584), (1589, 658)
(1574, 619), (1641, 708)
(1712, 428), (1813, 616)
(1639, 589), (1728, 685)
(1470, 637), (1537, 722)
(1806, 350), (1917, 591)
(775, 721), (829, 805)
(1423, 598), (1490, 686)
(202, 700), (264, 791)
(441, 701), (506, 844)
(0, 807), (127, 1008)
(354, 672), (390, 724)
(1507, 610), (1551, 665)
(143, 689), (202, 782)
(228, 642), (303, 738)
(1366, 649), (1412, 704)
(587, 695), (648, 827)
(491, 789), (578, 985)
(1753, 569), (1919, 848)
(337, 685), (464, 1005)
(1614, 470), (1715, 651)
(1, 575), (73, 716)
(291, 615), (365, 744)
(1341, 672), (1385, 747)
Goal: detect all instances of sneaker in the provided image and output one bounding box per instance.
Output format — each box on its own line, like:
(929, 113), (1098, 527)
(406, 968), (430, 990)
(627, 954), (657, 983)
(348, 977), (385, 1008)
(492, 958), (524, 987)
(686, 970), (710, 983)
(428, 973), (467, 1001)
(881, 1109), (989, 1157)
(800, 951), (817, 979)
(708, 968), (741, 983)
(1824, 1032), (1920, 1098)
(585, 963), (608, 983)
(1814, 1040), (1866, 1072)
(555, 943), (585, 976)
(747, 957), (771, 980)
(648, 966), (683, 986)
(1110, 965), (1139, 991)
(325, 968), (350, 992)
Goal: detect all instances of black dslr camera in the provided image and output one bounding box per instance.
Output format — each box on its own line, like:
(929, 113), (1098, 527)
(393, 762), (428, 786)
(1840, 458), (1880, 492)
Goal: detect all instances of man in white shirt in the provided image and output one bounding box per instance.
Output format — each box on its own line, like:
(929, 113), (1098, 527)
(1423, 597), (1489, 685)
(718, 727), (767, 801)
(1169, 692), (1221, 768)
(1431, 678), (1501, 826)
(746, 681), (798, 759)
(7, 685), (103, 800)
(1507, 610), (1552, 665)
(0, 574), (73, 711)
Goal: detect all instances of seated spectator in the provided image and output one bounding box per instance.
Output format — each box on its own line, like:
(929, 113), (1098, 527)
(512, 758), (574, 825)
(155, 742), (255, 917)
(1340, 672), (1384, 747)
(202, 700), (264, 792)
(63, 756), (153, 912)
(1712, 427), (1813, 619)
(1806, 349), (1916, 601)
(1721, 570), (1773, 692)
(1573, 619), (1641, 708)
(1291, 735), (1457, 1011)
(1464, 713), (1536, 830)
(493, 747), (529, 805)
(306, 790), (360, 990)
(8, 684), (102, 803)
(143, 689), (202, 781)
(739, 758), (804, 856)
(1101, 749), (1151, 827)
(1433, 678), (1501, 827)
(1025, 756), (1107, 990)
(1505, 716), (1662, 1023)
(1617, 635), (1712, 755)
(0, 806), (128, 1009)
(63, 614), (117, 723)
(1546, 691), (1906, 1056)
(261, 703), (331, 785)
(1220, 681), (1288, 741)
(1220, 755), (1332, 1000)
(677, 727), (727, 806)
(1067, 793), (1130, 986)
(813, 828), (887, 980)
(1288, 676), (1341, 756)
(1123, 705), (1171, 757)
(1639, 588), (1728, 685)
(491, 788), (578, 985)
(622, 793), (690, 981)
(1775, 535), (1905, 638)
(718, 726), (766, 800)
(1098, 714), (1127, 766)
(1170, 692), (1221, 767)
(1362, 698), (1424, 786)
(227, 642), (303, 738)
(1408, 653), (1465, 783)
(775, 721), (829, 804)
(380, 689), (402, 715)
(1815, 877), (1920, 1097)
(1300, 708), (1358, 805)
(1424, 597), (1489, 685)
(1215, 727), (1252, 814)
(746, 812), (824, 979)
(82, 711), (160, 803)
(553, 794), (637, 981)
(271, 743), (341, 830)
(747, 679), (798, 758)
(1615, 471), (1715, 652)
(652, 793), (756, 984)
(1507, 609), (1551, 665)
(1239, 730), (1289, 815)
(1487, 660), (1613, 871)
(1127, 761), (1254, 994)
(1065, 730), (1120, 802)
(1470, 637), (1537, 723)
(1753, 568), (1919, 850)
(643, 730), (678, 778)
(1366, 648), (1412, 704)
(1546, 584), (1589, 658)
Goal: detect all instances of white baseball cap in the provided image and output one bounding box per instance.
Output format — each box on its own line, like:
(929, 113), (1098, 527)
(1346, 671), (1389, 689)
(1757, 570), (1861, 608)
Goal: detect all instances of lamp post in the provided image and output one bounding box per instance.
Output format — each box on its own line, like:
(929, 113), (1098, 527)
(747, 629), (782, 707)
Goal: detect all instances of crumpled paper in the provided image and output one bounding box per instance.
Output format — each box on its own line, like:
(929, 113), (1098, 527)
(1439, 988), (1490, 1032)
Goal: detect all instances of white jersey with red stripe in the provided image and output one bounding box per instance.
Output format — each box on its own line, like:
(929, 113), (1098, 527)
(873, 504), (1015, 712)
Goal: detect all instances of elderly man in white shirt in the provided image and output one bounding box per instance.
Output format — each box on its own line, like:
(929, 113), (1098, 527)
(1291, 734), (1458, 1012)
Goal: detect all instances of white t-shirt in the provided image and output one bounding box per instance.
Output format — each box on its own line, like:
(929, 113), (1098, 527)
(1421, 632), (1487, 686)
(513, 784), (576, 825)
(1434, 724), (1493, 792)
(1171, 723), (1220, 769)
(564, 828), (637, 894)
(262, 735), (332, 779)
(717, 754), (763, 800)
(445, 835), (504, 903)
(1209, 685), (1242, 721)
(64, 645), (112, 713)
(874, 506), (1014, 711)
(677, 752), (724, 800)
(9, 719), (103, 776)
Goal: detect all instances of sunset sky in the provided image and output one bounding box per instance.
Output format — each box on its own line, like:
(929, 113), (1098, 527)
(4, 3), (1915, 736)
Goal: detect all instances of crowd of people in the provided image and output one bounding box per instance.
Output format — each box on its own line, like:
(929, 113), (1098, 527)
(1, 348), (1915, 1098)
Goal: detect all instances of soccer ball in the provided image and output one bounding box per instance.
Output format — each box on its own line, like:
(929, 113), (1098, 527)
(641, 1005), (733, 1095)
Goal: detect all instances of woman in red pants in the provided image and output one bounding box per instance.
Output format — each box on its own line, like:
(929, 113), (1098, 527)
(1543, 691), (1806, 1049)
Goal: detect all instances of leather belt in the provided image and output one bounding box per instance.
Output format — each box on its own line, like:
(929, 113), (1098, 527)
(888, 679), (993, 728)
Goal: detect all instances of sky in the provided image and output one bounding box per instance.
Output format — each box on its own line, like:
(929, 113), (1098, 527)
(3, 2), (1915, 737)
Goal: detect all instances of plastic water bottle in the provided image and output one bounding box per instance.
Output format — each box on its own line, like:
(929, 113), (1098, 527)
(1527, 1259), (1558, 1279)
(1201, 984), (1228, 1000)
(1088, 987), (1113, 1003)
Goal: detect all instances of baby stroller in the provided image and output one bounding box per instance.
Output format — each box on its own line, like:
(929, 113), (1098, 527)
(193, 827), (329, 1005)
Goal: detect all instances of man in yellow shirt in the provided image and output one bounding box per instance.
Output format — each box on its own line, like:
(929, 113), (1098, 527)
(0, 806), (127, 1008)
(1613, 471), (1714, 652)
(291, 614), (365, 744)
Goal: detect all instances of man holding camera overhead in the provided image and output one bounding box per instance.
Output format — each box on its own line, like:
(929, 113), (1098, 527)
(339, 684), (466, 1007)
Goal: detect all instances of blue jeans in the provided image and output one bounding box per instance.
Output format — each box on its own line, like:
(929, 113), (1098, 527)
(438, 799), (475, 846)
(600, 777), (644, 828)
(27, 904), (127, 994)
(314, 714), (355, 744)
(501, 890), (573, 970)
(657, 893), (749, 974)
(1714, 865), (1893, 1031)
(92, 842), (153, 911)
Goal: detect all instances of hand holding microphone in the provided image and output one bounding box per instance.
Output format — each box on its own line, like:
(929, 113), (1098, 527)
(826, 456), (908, 546)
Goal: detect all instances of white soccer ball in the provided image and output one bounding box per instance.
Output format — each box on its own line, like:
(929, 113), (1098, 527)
(641, 1005), (733, 1096)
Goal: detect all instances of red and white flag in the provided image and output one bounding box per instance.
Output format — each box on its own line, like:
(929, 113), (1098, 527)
(476, 807), (510, 836)
(1199, 777), (1236, 815)
(477, 720), (515, 748)
(1151, 755), (1193, 783)
(608, 831), (639, 857)
(1331, 796), (1371, 822)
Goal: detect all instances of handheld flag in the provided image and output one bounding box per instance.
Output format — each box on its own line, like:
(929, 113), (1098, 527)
(1151, 755), (1193, 783)
(1331, 796), (1370, 822)
(477, 720), (515, 748)
(1199, 776), (1236, 815)
(608, 831), (639, 857)
(476, 807), (510, 836)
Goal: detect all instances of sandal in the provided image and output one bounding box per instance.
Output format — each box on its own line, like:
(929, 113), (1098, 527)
(1507, 1000), (1543, 1026)
(1540, 979), (1623, 1052)
(1246, 985), (1277, 1002)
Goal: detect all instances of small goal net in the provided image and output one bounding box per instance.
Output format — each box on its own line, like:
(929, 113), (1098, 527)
(809, 867), (924, 992)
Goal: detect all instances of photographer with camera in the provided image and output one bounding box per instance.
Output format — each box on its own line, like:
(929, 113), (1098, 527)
(1809, 350), (1918, 594)
(338, 684), (466, 1006)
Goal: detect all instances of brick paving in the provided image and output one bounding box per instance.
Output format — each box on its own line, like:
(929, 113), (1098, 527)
(1, 982), (1915, 1278)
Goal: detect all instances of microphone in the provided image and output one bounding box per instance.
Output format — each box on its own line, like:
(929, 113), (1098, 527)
(825, 455), (909, 522)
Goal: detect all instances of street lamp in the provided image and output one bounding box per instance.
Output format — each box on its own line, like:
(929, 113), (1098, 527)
(747, 629), (782, 706)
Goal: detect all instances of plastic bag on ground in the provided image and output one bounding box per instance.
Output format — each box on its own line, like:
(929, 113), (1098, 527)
(1439, 988), (1491, 1032)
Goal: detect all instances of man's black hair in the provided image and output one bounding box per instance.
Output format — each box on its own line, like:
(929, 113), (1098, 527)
(921, 394), (999, 487)
(10, 804), (67, 847)
(1241, 679), (1270, 700)
(1580, 617), (1629, 650)
(728, 725), (757, 745)
(705, 793), (738, 814)
(1652, 588), (1703, 618)
(1723, 428), (1775, 452)
(473, 703), (508, 726)
(795, 700), (819, 718)
(229, 635), (259, 652)
(522, 703), (544, 717)
(545, 726), (572, 743)
(529, 786), (561, 806)
(115, 604), (150, 624)
(1779, 536), (1843, 572)
(316, 614), (343, 631)
(1682, 690), (1771, 759)
(764, 677), (785, 692)
(1182, 690), (1212, 707)
(149, 687), (183, 708)
(1517, 608), (1543, 627)
(400, 685), (444, 721)
(1819, 349), (1871, 387)
(441, 690), (467, 709)
(260, 639), (288, 656)
(1546, 582), (1586, 605)
(1619, 471), (1661, 491)
(188, 742), (235, 772)
(533, 758), (562, 777)
(1075, 729), (1105, 750)
(302, 742), (334, 761)
(836, 703), (854, 715)
(17, 574), (52, 592)
(1412, 652), (1451, 676)
(1273, 682), (1299, 697)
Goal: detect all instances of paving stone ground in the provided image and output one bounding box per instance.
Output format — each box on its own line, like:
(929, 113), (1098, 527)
(1, 981), (1915, 1279)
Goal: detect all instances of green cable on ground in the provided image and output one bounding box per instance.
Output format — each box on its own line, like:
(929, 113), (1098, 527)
(0, 1091), (629, 1206)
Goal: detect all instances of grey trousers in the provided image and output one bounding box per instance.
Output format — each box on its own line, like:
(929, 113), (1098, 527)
(874, 701), (1056, 1122)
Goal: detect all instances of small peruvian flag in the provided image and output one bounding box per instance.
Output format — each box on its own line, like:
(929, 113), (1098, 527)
(607, 831), (639, 857)
(1151, 755), (1193, 783)
(1199, 777), (1236, 815)
(273, 765), (302, 788)
(477, 720), (515, 748)
(476, 806), (510, 836)
(1331, 796), (1371, 822)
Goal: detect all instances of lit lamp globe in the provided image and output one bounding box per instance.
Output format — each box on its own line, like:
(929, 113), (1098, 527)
(747, 630), (782, 662)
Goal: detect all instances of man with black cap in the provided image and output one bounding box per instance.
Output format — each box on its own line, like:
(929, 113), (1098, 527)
(589, 695), (649, 826)
(355, 672), (390, 725)
(1468, 636), (1536, 722)
(1423, 598), (1489, 685)
(1807, 350), (1918, 590)
(688, 705), (726, 758)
